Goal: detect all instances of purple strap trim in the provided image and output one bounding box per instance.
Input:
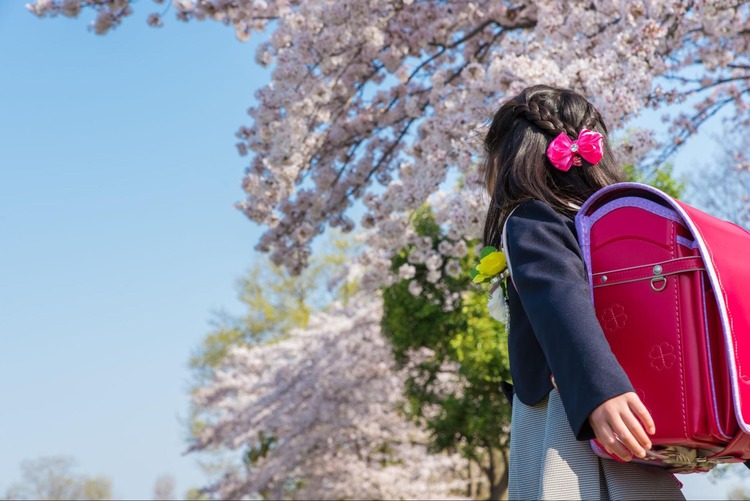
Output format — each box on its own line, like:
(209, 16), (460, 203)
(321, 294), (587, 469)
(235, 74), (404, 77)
(677, 235), (699, 249)
(585, 196), (685, 228)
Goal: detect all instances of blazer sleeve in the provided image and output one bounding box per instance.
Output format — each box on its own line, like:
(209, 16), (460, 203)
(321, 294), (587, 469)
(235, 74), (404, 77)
(505, 200), (634, 440)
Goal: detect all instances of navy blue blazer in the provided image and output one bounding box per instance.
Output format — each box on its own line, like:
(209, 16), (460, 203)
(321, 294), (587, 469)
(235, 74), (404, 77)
(504, 199), (634, 440)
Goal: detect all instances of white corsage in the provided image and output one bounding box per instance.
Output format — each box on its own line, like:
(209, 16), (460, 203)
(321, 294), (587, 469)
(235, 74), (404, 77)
(487, 278), (509, 324)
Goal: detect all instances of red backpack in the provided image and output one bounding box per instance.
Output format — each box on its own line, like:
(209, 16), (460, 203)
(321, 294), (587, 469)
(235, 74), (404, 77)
(576, 182), (750, 473)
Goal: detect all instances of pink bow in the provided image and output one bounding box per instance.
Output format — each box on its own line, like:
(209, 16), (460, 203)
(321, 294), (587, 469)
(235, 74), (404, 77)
(546, 129), (604, 172)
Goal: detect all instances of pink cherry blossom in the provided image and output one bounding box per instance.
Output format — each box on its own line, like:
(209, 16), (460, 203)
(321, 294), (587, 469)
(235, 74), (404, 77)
(27, 0), (750, 286)
(187, 295), (469, 499)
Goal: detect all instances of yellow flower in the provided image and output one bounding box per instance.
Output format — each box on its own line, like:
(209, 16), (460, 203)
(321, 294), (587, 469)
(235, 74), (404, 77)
(476, 251), (506, 277)
(472, 272), (490, 283)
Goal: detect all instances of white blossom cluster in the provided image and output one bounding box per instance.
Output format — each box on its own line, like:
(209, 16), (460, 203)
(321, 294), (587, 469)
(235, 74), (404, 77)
(188, 295), (469, 500)
(404, 346), (467, 409)
(27, 0), (750, 285)
(27, 0), (133, 34)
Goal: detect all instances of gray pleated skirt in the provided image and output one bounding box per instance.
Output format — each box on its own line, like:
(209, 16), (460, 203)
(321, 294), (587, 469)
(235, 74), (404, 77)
(508, 389), (686, 500)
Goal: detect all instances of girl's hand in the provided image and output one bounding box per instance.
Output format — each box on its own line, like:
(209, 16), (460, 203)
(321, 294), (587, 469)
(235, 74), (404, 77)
(588, 392), (655, 461)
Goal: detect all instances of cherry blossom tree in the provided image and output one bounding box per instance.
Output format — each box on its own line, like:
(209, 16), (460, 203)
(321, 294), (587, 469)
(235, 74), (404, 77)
(27, 0), (750, 286)
(688, 134), (750, 229)
(187, 295), (469, 500)
(189, 230), (358, 381)
(27, 3), (750, 497)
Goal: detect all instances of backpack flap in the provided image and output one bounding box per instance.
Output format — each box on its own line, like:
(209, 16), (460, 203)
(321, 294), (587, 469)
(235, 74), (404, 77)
(579, 182), (750, 436)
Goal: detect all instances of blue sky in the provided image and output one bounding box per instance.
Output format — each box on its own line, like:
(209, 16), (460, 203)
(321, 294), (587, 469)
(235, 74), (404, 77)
(0, 3), (268, 497)
(0, 2), (745, 499)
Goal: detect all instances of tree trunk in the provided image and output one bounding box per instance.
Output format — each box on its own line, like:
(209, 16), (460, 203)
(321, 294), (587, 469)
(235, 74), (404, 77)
(483, 446), (509, 500)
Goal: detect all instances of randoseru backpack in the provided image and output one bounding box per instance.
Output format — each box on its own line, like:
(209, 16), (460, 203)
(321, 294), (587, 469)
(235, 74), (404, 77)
(575, 182), (750, 473)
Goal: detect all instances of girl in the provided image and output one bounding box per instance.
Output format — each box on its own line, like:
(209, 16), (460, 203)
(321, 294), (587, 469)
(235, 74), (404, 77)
(483, 85), (685, 500)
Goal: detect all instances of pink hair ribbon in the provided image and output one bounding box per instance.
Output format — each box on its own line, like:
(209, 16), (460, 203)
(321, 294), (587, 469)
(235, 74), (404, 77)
(546, 129), (604, 172)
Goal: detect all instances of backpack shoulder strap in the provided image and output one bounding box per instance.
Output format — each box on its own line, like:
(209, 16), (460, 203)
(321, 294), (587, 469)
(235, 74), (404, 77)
(501, 205), (521, 280)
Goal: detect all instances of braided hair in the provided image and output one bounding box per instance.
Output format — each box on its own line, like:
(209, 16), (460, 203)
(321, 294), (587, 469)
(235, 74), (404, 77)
(482, 85), (624, 248)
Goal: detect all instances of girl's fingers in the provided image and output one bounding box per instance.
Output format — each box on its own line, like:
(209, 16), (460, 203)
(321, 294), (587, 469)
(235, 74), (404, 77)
(589, 392), (658, 462)
(611, 417), (646, 458)
(621, 408), (652, 452)
(628, 396), (656, 435)
(599, 423), (632, 462)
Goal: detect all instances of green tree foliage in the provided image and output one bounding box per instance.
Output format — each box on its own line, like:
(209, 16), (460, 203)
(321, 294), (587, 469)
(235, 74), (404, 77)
(184, 488), (209, 501)
(186, 231), (360, 474)
(4, 456), (112, 501)
(189, 262), (313, 377)
(189, 231), (356, 379)
(381, 207), (511, 500)
(623, 163), (685, 199)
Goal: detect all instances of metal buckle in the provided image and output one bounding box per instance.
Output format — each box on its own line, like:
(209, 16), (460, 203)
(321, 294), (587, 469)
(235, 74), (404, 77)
(651, 265), (667, 292)
(651, 276), (667, 291)
(642, 446), (735, 472)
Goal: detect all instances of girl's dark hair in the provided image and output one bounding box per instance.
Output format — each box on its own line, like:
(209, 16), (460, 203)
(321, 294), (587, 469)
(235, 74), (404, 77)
(482, 84), (625, 248)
